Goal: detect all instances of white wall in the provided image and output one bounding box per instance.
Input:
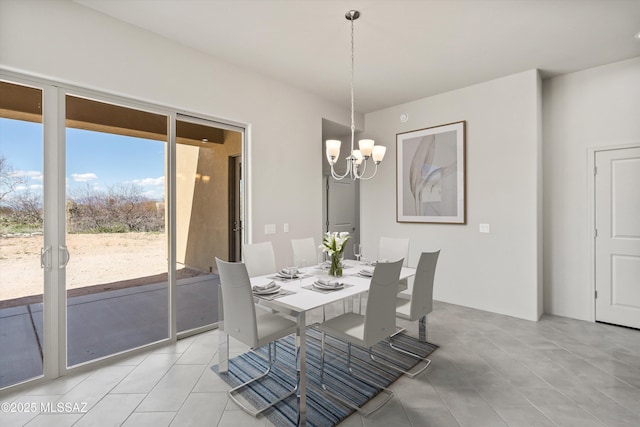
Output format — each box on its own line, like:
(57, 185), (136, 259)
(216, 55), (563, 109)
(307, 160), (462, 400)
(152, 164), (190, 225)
(362, 70), (542, 321)
(0, 0), (352, 267)
(542, 56), (640, 320)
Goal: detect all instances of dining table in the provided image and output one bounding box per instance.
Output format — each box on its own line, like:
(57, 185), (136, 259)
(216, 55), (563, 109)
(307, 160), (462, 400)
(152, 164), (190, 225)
(217, 259), (416, 426)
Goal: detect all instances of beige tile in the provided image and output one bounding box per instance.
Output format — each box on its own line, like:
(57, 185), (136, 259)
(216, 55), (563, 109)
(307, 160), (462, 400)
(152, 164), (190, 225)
(73, 393), (145, 427)
(137, 364), (206, 412)
(122, 412), (176, 427)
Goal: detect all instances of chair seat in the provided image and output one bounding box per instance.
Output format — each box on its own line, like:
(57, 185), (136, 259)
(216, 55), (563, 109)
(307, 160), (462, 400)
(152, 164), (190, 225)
(255, 311), (297, 348)
(316, 312), (368, 347)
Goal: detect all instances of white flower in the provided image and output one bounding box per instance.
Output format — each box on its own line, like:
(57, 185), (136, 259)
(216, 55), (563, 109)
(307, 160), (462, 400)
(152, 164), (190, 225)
(322, 231), (350, 255)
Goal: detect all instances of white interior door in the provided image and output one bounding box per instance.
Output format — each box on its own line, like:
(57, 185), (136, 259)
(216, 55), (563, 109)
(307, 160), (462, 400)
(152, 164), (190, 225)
(326, 177), (359, 259)
(595, 146), (640, 329)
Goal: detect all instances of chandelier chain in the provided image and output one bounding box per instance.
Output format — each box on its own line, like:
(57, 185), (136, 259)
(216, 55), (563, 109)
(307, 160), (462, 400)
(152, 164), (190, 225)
(350, 12), (355, 151)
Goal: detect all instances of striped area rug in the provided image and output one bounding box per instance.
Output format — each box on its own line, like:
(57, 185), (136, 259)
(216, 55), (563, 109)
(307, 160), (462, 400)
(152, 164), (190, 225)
(212, 329), (438, 427)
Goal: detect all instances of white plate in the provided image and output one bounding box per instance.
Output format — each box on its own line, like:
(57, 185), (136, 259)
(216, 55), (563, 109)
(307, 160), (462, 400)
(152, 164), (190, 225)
(253, 285), (281, 295)
(358, 270), (373, 277)
(313, 281), (344, 290)
(276, 273), (298, 279)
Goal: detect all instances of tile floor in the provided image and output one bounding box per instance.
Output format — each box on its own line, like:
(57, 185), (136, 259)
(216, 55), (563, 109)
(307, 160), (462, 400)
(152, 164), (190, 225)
(1, 301), (639, 427)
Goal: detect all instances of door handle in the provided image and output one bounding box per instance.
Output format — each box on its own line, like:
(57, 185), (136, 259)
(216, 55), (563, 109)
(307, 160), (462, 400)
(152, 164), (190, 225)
(232, 221), (244, 232)
(59, 245), (70, 269)
(41, 246), (52, 271)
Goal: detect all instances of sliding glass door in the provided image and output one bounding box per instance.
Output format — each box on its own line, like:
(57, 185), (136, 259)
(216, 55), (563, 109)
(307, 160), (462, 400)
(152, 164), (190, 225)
(0, 71), (247, 390)
(64, 95), (170, 366)
(175, 115), (243, 334)
(0, 81), (45, 388)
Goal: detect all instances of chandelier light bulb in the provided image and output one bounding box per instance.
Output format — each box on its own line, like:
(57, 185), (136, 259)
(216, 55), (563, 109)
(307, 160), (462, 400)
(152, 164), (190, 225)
(352, 150), (364, 165)
(325, 139), (341, 164)
(372, 145), (386, 163)
(358, 139), (374, 157)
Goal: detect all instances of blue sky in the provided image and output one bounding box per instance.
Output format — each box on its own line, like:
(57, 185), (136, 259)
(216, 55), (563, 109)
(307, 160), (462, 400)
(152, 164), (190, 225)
(0, 118), (165, 201)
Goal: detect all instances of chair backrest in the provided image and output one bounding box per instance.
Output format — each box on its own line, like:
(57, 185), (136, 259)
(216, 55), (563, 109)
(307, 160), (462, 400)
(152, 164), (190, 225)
(363, 258), (404, 347)
(378, 237), (410, 266)
(291, 237), (317, 268)
(215, 258), (259, 348)
(409, 251), (440, 320)
(242, 241), (276, 277)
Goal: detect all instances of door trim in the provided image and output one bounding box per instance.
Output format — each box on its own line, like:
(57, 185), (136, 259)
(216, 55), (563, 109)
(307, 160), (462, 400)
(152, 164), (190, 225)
(228, 154), (242, 262)
(588, 142), (640, 323)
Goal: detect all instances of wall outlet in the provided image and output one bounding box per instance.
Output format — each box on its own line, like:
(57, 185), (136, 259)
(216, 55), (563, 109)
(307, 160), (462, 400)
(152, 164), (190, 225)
(265, 224), (276, 235)
(479, 223), (490, 233)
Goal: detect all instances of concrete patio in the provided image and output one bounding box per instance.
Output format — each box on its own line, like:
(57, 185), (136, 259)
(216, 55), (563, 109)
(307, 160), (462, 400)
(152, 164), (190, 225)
(0, 274), (219, 389)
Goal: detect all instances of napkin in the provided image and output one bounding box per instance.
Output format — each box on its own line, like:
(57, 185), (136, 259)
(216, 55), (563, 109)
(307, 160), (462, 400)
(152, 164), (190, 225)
(253, 281), (277, 292)
(359, 268), (374, 276)
(316, 278), (342, 288)
(280, 267), (299, 276)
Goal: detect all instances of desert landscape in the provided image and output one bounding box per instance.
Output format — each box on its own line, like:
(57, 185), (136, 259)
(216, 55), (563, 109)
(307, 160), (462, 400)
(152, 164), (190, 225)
(0, 232), (178, 306)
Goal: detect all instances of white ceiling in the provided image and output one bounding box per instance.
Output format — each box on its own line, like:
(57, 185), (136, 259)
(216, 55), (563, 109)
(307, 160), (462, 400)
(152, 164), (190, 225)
(76, 0), (640, 114)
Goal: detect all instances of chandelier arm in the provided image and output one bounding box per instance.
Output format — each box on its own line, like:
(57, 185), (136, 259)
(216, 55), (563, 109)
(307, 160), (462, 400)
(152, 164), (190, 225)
(330, 160), (352, 180)
(356, 161), (379, 181)
(355, 157), (368, 178)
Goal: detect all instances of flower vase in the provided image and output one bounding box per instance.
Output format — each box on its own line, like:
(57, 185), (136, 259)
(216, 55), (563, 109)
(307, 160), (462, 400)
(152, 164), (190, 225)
(329, 252), (343, 277)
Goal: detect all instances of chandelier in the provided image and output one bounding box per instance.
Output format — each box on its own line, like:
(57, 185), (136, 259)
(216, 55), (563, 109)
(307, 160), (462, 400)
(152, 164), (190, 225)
(325, 10), (386, 181)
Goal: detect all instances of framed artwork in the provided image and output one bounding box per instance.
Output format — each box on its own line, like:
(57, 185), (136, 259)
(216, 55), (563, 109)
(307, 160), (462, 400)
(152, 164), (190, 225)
(396, 121), (466, 224)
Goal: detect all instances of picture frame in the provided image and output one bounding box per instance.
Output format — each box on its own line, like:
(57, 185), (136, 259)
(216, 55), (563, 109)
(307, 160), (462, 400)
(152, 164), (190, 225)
(396, 121), (466, 224)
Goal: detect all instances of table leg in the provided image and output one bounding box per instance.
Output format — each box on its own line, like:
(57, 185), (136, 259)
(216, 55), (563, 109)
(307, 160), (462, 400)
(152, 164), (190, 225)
(296, 311), (307, 427)
(218, 282), (229, 372)
(218, 329), (229, 372)
(419, 315), (427, 343)
(344, 296), (354, 314)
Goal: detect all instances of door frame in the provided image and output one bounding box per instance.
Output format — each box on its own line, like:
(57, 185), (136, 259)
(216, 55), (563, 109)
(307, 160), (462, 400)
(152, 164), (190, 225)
(228, 154), (242, 262)
(588, 142), (640, 323)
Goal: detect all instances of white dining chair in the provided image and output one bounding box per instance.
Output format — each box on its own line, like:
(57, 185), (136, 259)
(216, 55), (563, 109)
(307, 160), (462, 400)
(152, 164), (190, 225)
(377, 236), (409, 266)
(242, 241), (276, 277)
(391, 250), (440, 378)
(215, 258), (298, 417)
(315, 259), (404, 416)
(291, 237), (317, 268)
(377, 236), (410, 294)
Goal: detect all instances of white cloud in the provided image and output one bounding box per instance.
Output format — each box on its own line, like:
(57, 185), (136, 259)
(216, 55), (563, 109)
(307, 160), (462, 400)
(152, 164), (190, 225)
(142, 189), (164, 200)
(11, 170), (43, 181)
(130, 176), (165, 187)
(29, 184), (43, 190)
(71, 173), (98, 182)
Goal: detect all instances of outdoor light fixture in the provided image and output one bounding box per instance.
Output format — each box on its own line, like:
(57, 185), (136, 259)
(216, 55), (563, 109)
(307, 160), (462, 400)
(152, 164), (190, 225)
(326, 10), (386, 181)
